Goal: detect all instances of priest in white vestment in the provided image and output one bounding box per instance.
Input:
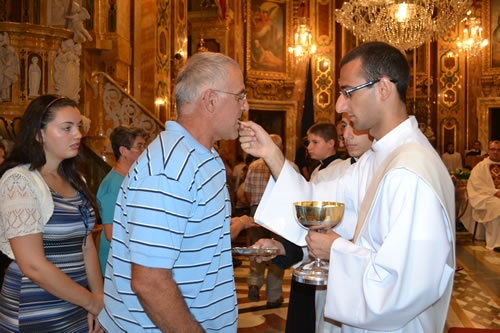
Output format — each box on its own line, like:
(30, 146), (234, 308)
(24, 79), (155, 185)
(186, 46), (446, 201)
(467, 140), (500, 250)
(239, 42), (455, 333)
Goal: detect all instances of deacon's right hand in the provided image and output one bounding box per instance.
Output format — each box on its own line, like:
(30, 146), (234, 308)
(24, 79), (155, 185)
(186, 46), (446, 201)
(239, 121), (278, 160)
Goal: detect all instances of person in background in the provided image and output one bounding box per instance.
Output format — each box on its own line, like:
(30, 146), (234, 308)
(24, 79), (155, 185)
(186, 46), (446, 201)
(240, 41), (454, 333)
(465, 140), (487, 157)
(335, 118), (348, 159)
(306, 122), (344, 183)
(98, 52), (246, 332)
(97, 126), (146, 276)
(232, 155), (246, 194)
(230, 215), (257, 241)
(251, 112), (373, 333)
(244, 134), (297, 309)
(295, 141), (318, 181)
(467, 140), (500, 252)
(442, 142), (463, 172)
(314, 112), (373, 333)
(0, 141), (5, 165)
(282, 122), (344, 332)
(0, 141), (8, 287)
(0, 95), (103, 332)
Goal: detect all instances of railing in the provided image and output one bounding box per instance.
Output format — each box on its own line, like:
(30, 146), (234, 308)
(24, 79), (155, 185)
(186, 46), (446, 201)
(82, 72), (165, 195)
(0, 116), (21, 141)
(89, 71), (164, 144)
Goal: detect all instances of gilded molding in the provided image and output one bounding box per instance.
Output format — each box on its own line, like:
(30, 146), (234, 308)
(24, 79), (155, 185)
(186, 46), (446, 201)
(477, 97), (500, 149)
(480, 74), (500, 97)
(246, 78), (295, 101)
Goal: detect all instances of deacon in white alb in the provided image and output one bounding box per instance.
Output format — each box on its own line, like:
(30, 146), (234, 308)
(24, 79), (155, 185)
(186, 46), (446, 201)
(239, 41), (455, 333)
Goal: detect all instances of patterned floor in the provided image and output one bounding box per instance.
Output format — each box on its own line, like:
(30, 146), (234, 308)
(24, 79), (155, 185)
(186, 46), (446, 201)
(233, 231), (500, 332)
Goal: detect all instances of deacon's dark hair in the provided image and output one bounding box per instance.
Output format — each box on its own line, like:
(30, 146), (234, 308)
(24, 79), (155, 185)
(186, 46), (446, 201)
(341, 42), (409, 103)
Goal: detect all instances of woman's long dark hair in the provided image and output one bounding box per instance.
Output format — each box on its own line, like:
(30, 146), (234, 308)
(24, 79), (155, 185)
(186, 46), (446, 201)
(0, 95), (98, 214)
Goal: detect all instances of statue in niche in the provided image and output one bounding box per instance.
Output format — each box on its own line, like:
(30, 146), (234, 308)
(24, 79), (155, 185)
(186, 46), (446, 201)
(54, 39), (82, 102)
(0, 32), (19, 102)
(28, 56), (42, 97)
(67, 1), (93, 42)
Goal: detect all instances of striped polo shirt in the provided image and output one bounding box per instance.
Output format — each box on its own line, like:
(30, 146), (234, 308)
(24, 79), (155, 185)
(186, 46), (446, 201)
(98, 121), (238, 332)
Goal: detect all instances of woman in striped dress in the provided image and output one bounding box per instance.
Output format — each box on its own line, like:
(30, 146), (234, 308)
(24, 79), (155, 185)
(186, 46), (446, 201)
(0, 95), (103, 332)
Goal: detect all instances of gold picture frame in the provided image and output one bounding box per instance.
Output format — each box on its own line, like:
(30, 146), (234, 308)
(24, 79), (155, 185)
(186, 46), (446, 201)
(245, 0), (293, 80)
(482, 0), (500, 75)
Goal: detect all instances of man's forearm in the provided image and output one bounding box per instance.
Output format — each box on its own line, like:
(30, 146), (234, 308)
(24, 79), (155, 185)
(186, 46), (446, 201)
(131, 265), (203, 332)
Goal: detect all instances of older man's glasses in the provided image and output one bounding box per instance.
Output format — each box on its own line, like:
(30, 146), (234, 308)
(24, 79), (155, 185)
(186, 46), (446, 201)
(339, 79), (397, 98)
(213, 89), (247, 105)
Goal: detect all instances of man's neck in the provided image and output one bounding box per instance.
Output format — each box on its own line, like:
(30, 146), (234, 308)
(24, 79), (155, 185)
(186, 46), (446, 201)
(178, 113), (214, 150)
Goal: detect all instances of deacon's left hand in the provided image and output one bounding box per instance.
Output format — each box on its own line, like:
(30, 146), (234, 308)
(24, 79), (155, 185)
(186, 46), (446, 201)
(306, 230), (341, 260)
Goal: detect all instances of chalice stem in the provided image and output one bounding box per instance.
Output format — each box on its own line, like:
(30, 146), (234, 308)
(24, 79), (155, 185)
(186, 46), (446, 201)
(315, 257), (322, 268)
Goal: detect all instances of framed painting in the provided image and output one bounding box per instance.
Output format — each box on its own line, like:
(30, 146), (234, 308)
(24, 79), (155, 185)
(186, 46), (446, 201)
(482, 0), (500, 74)
(246, 0), (293, 80)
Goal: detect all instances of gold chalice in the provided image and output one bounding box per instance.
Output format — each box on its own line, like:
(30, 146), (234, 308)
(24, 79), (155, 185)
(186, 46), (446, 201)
(293, 201), (344, 285)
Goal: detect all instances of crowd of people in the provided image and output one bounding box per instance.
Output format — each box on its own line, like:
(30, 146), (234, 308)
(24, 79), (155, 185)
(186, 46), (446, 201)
(441, 140), (489, 172)
(0, 43), (498, 332)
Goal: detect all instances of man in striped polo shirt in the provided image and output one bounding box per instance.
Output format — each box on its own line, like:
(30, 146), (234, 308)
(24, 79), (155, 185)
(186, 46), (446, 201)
(98, 52), (248, 332)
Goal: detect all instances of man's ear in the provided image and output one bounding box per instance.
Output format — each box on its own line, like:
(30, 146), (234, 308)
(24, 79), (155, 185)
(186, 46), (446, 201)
(203, 89), (217, 113)
(327, 138), (335, 149)
(378, 77), (393, 101)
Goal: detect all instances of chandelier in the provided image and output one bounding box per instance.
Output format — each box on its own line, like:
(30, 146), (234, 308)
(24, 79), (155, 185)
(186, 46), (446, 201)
(335, 0), (471, 51)
(288, 1), (316, 62)
(457, 15), (488, 57)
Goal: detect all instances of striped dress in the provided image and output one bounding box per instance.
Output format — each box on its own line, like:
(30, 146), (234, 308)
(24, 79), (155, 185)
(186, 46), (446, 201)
(0, 190), (94, 332)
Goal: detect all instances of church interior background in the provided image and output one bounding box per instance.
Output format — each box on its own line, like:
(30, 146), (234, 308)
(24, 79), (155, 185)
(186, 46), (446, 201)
(0, 0), (499, 331)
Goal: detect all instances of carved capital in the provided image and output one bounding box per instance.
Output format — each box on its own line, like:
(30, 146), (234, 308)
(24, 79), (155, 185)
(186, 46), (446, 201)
(480, 75), (495, 96)
(246, 78), (295, 101)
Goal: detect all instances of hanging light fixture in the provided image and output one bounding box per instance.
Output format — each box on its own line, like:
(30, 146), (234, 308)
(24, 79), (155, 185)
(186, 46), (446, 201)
(288, 1), (316, 62)
(198, 34), (209, 52)
(457, 13), (488, 57)
(335, 0), (471, 51)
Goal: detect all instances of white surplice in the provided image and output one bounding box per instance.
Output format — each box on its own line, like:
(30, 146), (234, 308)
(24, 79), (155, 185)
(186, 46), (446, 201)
(466, 157), (500, 249)
(254, 116), (455, 333)
(310, 158), (347, 183)
(311, 159), (352, 185)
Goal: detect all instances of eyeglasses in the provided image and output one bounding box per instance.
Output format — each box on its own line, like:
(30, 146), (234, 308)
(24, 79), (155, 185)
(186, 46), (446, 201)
(339, 79), (397, 98)
(130, 142), (146, 152)
(213, 89), (247, 105)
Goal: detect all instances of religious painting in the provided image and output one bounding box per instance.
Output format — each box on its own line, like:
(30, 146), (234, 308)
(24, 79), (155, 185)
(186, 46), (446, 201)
(483, 0), (500, 74)
(246, 0), (292, 80)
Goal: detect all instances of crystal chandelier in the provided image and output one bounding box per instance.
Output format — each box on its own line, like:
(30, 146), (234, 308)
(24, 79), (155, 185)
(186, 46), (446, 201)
(288, 1), (316, 62)
(457, 15), (488, 57)
(336, 0), (471, 51)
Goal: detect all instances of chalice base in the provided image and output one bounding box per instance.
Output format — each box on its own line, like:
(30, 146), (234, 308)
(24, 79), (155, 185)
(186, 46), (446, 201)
(292, 259), (329, 286)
